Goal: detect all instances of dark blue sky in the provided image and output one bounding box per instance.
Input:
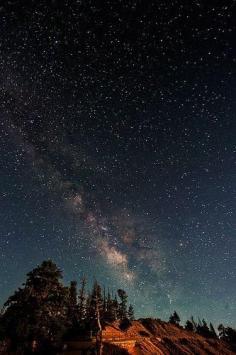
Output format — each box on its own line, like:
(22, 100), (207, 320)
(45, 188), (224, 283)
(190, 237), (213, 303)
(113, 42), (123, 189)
(0, 0), (236, 326)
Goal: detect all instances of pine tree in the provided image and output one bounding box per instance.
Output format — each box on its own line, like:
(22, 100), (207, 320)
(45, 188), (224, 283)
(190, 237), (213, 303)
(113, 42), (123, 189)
(190, 316), (197, 332)
(218, 324), (226, 340)
(169, 311), (180, 325)
(68, 281), (78, 325)
(112, 296), (119, 321)
(185, 320), (194, 331)
(198, 318), (203, 327)
(128, 305), (135, 321)
(117, 289), (128, 320)
(218, 324), (236, 351)
(103, 287), (107, 316)
(196, 319), (211, 338)
(223, 327), (236, 346)
(104, 291), (115, 322)
(87, 281), (103, 331)
(209, 322), (217, 338)
(69, 281), (77, 308)
(78, 277), (86, 322)
(84, 292), (91, 329)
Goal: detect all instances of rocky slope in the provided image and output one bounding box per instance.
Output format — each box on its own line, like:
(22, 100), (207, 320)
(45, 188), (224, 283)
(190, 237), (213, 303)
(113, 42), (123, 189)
(102, 318), (235, 354)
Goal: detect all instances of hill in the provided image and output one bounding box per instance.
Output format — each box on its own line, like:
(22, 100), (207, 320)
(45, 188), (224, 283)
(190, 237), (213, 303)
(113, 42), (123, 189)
(94, 318), (235, 354)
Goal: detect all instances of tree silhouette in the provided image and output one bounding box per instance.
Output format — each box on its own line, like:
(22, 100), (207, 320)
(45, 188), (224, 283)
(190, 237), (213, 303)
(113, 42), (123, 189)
(69, 281), (77, 307)
(111, 295), (119, 321)
(117, 289), (128, 320)
(218, 324), (226, 340)
(104, 290), (116, 322)
(196, 319), (213, 338)
(68, 281), (78, 326)
(87, 281), (103, 332)
(209, 322), (217, 338)
(169, 311), (180, 325)
(78, 277), (87, 322)
(128, 305), (135, 321)
(190, 316), (197, 332)
(218, 324), (236, 349)
(185, 320), (194, 331)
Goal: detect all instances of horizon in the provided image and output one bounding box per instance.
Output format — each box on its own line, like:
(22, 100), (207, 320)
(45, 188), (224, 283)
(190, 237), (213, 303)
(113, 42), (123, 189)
(0, 0), (235, 330)
(0, 258), (235, 329)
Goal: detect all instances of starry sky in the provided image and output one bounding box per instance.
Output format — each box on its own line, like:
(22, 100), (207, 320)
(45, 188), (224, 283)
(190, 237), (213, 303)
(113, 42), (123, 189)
(0, 0), (236, 326)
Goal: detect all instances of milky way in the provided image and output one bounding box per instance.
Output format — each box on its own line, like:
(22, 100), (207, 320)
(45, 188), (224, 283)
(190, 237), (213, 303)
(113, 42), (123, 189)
(0, 1), (235, 326)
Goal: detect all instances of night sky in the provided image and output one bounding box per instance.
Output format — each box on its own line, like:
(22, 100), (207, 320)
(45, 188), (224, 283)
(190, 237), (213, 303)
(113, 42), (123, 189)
(0, 1), (236, 326)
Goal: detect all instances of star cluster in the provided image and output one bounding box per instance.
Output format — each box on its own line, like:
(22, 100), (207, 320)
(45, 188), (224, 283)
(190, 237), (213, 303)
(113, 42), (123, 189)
(0, 0), (235, 326)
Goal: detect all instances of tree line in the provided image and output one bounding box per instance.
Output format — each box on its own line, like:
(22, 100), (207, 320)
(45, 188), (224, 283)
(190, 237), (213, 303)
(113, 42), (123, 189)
(168, 310), (236, 349)
(0, 260), (134, 354)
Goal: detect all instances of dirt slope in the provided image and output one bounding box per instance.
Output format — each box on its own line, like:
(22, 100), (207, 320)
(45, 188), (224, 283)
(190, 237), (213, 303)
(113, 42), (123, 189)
(103, 319), (235, 354)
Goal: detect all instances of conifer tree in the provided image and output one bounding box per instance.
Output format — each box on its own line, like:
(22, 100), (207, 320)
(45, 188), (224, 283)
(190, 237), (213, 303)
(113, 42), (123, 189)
(69, 281), (78, 308)
(128, 305), (135, 321)
(104, 291), (115, 322)
(218, 324), (226, 340)
(223, 326), (236, 346)
(190, 316), (197, 332)
(117, 289), (128, 320)
(103, 287), (107, 316)
(185, 320), (194, 331)
(196, 319), (212, 338)
(68, 281), (78, 325)
(209, 322), (217, 338)
(169, 311), (180, 325)
(198, 318), (203, 327)
(87, 281), (103, 331)
(78, 277), (86, 322)
(112, 295), (119, 321)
